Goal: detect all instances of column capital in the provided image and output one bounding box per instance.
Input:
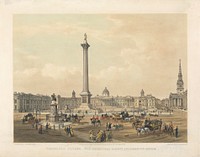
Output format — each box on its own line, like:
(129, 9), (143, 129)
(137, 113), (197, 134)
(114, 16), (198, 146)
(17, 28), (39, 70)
(81, 43), (90, 49)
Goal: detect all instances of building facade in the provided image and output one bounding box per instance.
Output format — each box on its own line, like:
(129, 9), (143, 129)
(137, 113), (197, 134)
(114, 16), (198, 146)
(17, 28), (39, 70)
(14, 87), (162, 113)
(90, 87), (134, 112)
(57, 90), (81, 111)
(133, 89), (157, 110)
(90, 87), (159, 112)
(14, 92), (51, 112)
(161, 98), (170, 108)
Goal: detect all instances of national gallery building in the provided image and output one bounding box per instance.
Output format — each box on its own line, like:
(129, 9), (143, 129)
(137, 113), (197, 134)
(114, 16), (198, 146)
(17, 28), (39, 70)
(14, 87), (158, 113)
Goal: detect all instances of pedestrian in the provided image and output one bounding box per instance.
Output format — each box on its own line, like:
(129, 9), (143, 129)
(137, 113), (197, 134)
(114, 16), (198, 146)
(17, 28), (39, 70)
(38, 125), (42, 134)
(175, 126), (179, 138)
(100, 130), (105, 142)
(32, 121), (35, 128)
(171, 122), (174, 136)
(67, 126), (71, 137)
(35, 123), (38, 130)
(103, 131), (107, 142)
(116, 123), (119, 130)
(109, 123), (112, 130)
(70, 126), (74, 137)
(22, 117), (25, 124)
(64, 126), (67, 134)
(107, 131), (111, 141)
(35, 118), (38, 124)
(68, 125), (73, 137)
(106, 122), (108, 131)
(96, 130), (101, 142)
(89, 130), (94, 140)
(144, 118), (148, 126)
(163, 123), (166, 132)
(46, 122), (49, 130)
(159, 119), (162, 131)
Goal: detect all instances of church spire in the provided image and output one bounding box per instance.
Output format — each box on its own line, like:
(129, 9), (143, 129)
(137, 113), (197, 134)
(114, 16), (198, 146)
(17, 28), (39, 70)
(177, 59), (184, 93)
(179, 59), (182, 74)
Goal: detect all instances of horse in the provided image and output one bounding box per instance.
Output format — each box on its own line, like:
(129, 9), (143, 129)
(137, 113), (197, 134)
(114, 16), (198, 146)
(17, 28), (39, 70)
(113, 124), (123, 130)
(91, 119), (101, 127)
(132, 120), (143, 129)
(124, 117), (133, 121)
(91, 119), (96, 126)
(136, 127), (151, 136)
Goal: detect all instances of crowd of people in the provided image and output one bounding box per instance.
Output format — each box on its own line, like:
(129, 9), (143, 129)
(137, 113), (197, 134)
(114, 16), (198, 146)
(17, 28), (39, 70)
(89, 130), (112, 142)
(163, 122), (179, 138)
(28, 117), (45, 134)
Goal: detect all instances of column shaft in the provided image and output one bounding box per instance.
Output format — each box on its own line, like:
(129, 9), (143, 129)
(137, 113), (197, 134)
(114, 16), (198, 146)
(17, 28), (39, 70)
(83, 48), (89, 92)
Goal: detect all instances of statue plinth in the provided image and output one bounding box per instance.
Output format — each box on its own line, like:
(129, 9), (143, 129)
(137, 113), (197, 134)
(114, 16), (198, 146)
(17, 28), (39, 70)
(49, 98), (59, 122)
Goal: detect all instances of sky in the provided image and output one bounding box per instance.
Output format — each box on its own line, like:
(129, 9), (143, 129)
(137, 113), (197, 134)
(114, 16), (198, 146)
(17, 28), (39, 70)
(13, 14), (187, 99)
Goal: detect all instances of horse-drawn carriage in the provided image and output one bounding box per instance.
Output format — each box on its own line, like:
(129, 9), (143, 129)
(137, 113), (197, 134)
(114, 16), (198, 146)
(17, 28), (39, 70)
(144, 119), (162, 131)
(22, 113), (35, 123)
(135, 119), (162, 136)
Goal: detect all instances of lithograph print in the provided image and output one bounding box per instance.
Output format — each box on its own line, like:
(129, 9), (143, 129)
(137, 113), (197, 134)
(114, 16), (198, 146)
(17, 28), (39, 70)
(13, 14), (187, 143)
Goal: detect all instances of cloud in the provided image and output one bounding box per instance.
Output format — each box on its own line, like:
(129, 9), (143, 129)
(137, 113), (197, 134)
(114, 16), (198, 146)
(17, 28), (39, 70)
(15, 68), (39, 77)
(41, 63), (67, 79)
(13, 22), (77, 37)
(13, 14), (187, 98)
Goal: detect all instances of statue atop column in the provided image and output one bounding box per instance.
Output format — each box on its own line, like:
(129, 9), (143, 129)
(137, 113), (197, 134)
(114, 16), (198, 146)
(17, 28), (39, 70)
(84, 33), (87, 43)
(51, 93), (57, 101)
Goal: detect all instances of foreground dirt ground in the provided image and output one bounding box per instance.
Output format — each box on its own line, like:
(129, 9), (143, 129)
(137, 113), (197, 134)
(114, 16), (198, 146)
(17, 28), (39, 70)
(14, 110), (187, 143)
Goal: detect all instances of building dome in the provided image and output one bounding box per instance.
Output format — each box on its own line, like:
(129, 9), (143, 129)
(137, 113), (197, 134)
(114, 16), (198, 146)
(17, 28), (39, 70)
(102, 87), (110, 97)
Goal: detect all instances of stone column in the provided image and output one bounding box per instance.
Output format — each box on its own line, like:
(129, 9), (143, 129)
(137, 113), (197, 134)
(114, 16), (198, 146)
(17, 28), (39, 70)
(79, 34), (92, 112)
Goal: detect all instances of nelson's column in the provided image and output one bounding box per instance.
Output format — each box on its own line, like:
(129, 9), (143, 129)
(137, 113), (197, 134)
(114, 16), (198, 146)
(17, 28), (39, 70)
(79, 33), (92, 113)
